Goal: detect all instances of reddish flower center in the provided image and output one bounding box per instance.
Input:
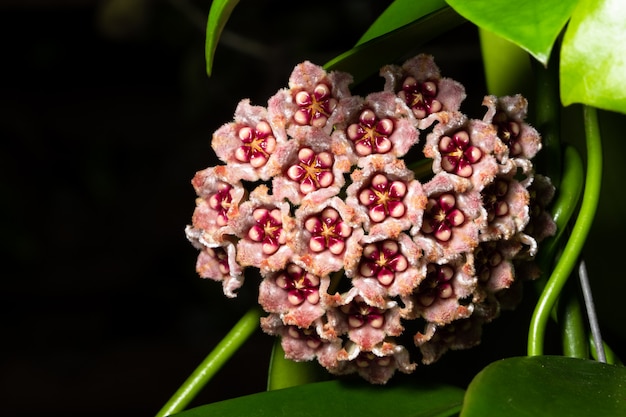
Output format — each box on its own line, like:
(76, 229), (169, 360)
(235, 121), (277, 168)
(275, 263), (321, 305)
(421, 193), (465, 242)
(482, 178), (510, 222)
(358, 173), (407, 223)
(398, 77), (442, 119)
(286, 147), (334, 195)
(340, 300), (385, 329)
(247, 207), (286, 255)
(474, 242), (503, 283)
(208, 182), (233, 226)
(293, 83), (337, 128)
(304, 207), (352, 255)
(438, 130), (482, 178)
(494, 111), (523, 156)
(417, 263), (455, 306)
(359, 240), (409, 286)
(207, 247), (230, 275)
(346, 109), (394, 156)
(287, 326), (322, 349)
(355, 351), (392, 368)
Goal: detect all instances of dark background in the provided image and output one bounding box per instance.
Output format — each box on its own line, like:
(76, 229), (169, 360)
(2, 1), (625, 416)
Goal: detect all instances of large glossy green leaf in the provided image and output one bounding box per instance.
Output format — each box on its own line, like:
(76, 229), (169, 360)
(560, 0), (626, 114)
(461, 356), (626, 417)
(205, 0), (240, 76)
(445, 0), (579, 65)
(356, 0), (447, 46)
(172, 379), (464, 417)
(324, 7), (466, 84)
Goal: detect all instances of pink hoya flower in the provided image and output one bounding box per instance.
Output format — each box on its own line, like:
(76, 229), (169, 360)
(230, 185), (296, 272)
(424, 112), (502, 192)
(271, 125), (356, 206)
(193, 243), (243, 298)
(350, 232), (425, 309)
(327, 293), (404, 352)
(380, 54), (467, 130)
(258, 260), (330, 329)
(186, 165), (246, 246)
(479, 171), (531, 241)
(268, 61), (360, 134)
(405, 255), (476, 326)
(482, 94), (543, 173)
(346, 154), (427, 238)
(212, 99), (288, 182)
(260, 313), (343, 370)
(186, 55), (555, 384)
(342, 91), (420, 158)
(331, 340), (417, 384)
(414, 172), (487, 263)
(292, 196), (364, 278)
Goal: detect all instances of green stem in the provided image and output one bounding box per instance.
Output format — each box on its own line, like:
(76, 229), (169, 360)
(558, 280), (589, 359)
(590, 337), (622, 366)
(534, 145), (584, 289)
(155, 307), (263, 417)
(528, 106), (602, 356)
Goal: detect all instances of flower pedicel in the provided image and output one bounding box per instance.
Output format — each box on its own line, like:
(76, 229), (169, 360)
(185, 54), (555, 384)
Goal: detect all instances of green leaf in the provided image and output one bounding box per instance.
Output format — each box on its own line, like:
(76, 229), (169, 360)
(461, 356), (626, 417)
(205, 0), (240, 76)
(356, 0), (448, 46)
(172, 379), (464, 417)
(560, 0), (626, 114)
(445, 0), (579, 65)
(324, 7), (466, 84)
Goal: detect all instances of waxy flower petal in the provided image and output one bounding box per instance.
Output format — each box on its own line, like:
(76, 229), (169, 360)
(212, 99), (288, 181)
(482, 94), (543, 163)
(346, 154), (427, 238)
(424, 113), (501, 192)
(380, 54), (466, 130)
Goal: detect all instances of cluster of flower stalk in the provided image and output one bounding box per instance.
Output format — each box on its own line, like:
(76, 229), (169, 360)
(186, 54), (555, 384)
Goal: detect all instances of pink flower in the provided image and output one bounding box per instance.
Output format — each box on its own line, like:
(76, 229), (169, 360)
(292, 196), (364, 277)
(482, 94), (543, 169)
(331, 340), (417, 384)
(185, 166), (246, 246)
(260, 313), (343, 368)
(346, 154), (427, 237)
(405, 255), (476, 326)
(341, 91), (420, 158)
(230, 185), (296, 272)
(193, 243), (243, 298)
(327, 293), (404, 351)
(380, 54), (466, 130)
(480, 172), (531, 241)
(424, 112), (501, 192)
(271, 126), (356, 206)
(258, 261), (330, 329)
(268, 61), (361, 134)
(212, 99), (288, 181)
(351, 233), (426, 309)
(414, 172), (487, 263)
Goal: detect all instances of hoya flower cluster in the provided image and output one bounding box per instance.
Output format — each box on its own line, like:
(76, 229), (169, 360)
(185, 54), (555, 384)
